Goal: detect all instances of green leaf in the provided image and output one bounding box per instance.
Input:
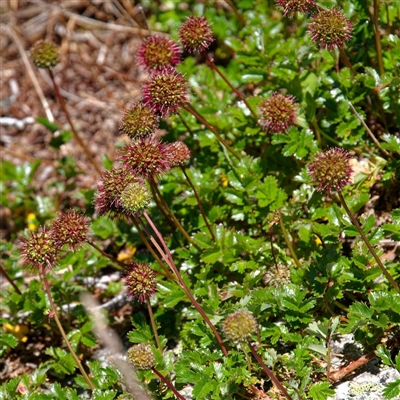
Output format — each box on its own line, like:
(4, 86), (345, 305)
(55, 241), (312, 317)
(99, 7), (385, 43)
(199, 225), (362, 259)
(381, 134), (400, 154)
(308, 381), (335, 400)
(0, 332), (18, 348)
(49, 130), (73, 149)
(271, 127), (317, 159)
(255, 176), (287, 209)
(192, 376), (214, 399)
(36, 117), (59, 133)
(349, 302), (374, 319)
(376, 344), (393, 366)
(91, 217), (115, 239)
(92, 390), (117, 400)
(201, 248), (224, 264)
(383, 379), (400, 399)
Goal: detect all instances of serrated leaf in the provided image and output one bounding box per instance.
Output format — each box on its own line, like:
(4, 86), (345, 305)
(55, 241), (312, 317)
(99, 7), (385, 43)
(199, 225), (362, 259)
(382, 134), (400, 155)
(349, 302), (374, 319)
(376, 344), (393, 366)
(193, 232), (214, 249)
(163, 289), (187, 308)
(0, 333), (18, 348)
(383, 379), (400, 399)
(192, 376), (214, 399)
(92, 389), (117, 400)
(201, 248), (224, 264)
(271, 127), (317, 159)
(307, 343), (328, 356)
(308, 381), (335, 400)
(255, 176), (279, 208)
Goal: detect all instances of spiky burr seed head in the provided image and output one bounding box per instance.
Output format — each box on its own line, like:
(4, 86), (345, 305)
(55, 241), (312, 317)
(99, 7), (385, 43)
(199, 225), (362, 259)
(50, 210), (90, 252)
(124, 262), (157, 303)
(164, 141), (191, 168)
(222, 310), (258, 343)
(258, 93), (298, 133)
(119, 103), (159, 140)
(142, 66), (189, 118)
(20, 228), (60, 271)
(179, 16), (214, 53)
(94, 167), (138, 219)
(120, 182), (152, 217)
(127, 343), (156, 370)
(276, 0), (316, 18)
(120, 136), (170, 178)
(137, 35), (181, 72)
(30, 40), (59, 69)
(308, 8), (353, 50)
(262, 264), (291, 287)
(308, 147), (353, 193)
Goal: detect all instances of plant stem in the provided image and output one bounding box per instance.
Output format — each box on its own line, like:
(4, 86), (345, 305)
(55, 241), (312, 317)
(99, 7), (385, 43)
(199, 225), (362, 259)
(48, 70), (102, 176)
(202, 52), (257, 119)
(139, 215), (174, 265)
(240, 342), (252, 372)
(131, 218), (175, 281)
(338, 48), (357, 76)
(146, 300), (162, 353)
(39, 264), (95, 390)
(347, 101), (389, 158)
(372, 0), (384, 75)
(87, 240), (126, 270)
(182, 104), (241, 160)
(0, 264), (22, 295)
(149, 179), (200, 250)
(225, 0), (246, 25)
(141, 212), (228, 356)
(180, 166), (215, 242)
(177, 112), (194, 134)
(269, 223), (279, 270)
(337, 191), (400, 293)
(152, 367), (186, 400)
(148, 179), (177, 228)
(277, 211), (302, 269)
(247, 343), (292, 400)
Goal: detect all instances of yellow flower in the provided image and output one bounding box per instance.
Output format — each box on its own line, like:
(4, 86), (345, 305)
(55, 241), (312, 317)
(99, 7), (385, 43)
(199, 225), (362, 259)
(221, 175), (229, 187)
(3, 323), (29, 343)
(117, 245), (137, 262)
(26, 213), (39, 231)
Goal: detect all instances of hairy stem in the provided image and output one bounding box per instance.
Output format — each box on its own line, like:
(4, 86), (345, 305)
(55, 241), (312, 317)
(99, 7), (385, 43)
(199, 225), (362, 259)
(338, 191), (399, 293)
(39, 264), (95, 390)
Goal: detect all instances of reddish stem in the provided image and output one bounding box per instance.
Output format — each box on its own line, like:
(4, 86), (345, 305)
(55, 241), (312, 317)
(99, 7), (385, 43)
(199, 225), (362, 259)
(152, 367), (186, 400)
(248, 343), (292, 400)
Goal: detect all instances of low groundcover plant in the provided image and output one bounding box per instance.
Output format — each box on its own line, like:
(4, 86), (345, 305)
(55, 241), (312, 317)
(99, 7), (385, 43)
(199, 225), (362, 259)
(1, 1), (400, 400)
